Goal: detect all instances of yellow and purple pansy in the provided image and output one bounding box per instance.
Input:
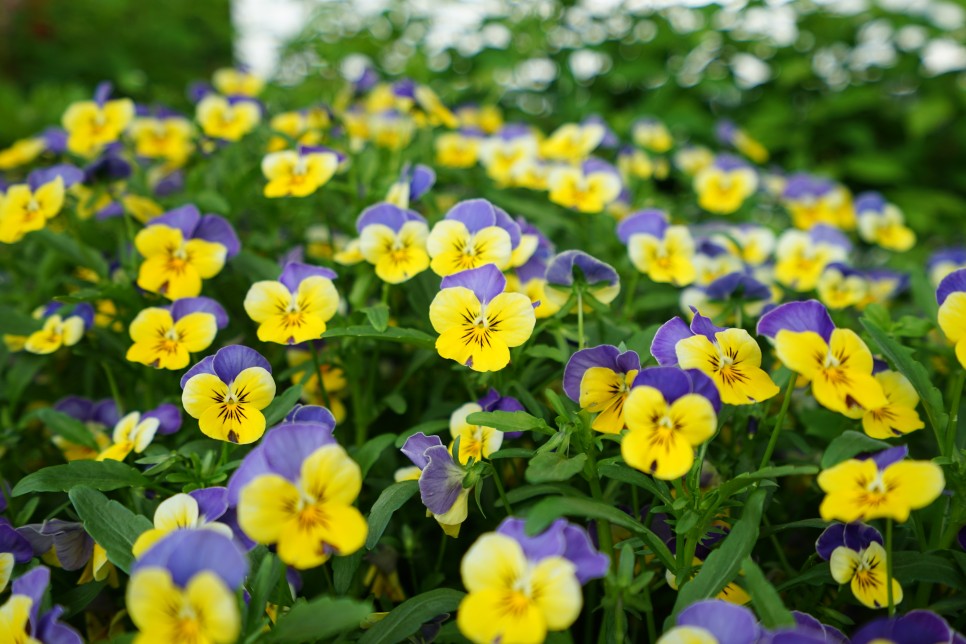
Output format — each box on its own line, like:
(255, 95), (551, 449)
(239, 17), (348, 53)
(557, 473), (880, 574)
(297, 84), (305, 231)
(716, 119), (769, 163)
(2, 566), (83, 644)
(815, 521), (899, 609)
(544, 250), (621, 311)
(621, 366), (721, 480)
(652, 308), (779, 406)
(356, 203), (430, 284)
(385, 162), (436, 209)
(539, 121), (606, 162)
(180, 345), (276, 444)
(619, 209), (697, 287)
(547, 159), (623, 214)
(0, 524), (33, 592)
(129, 106), (195, 167)
(448, 402), (505, 465)
(398, 431), (472, 537)
(781, 173), (855, 230)
(127, 530), (247, 644)
(96, 403), (181, 462)
(429, 263), (536, 372)
(8, 302), (94, 355)
(928, 247), (966, 288)
(426, 198), (521, 276)
(457, 517), (607, 644)
(658, 599), (760, 644)
(679, 271), (774, 324)
(774, 225), (851, 292)
(132, 487), (234, 557)
(851, 611), (960, 644)
(694, 154), (759, 215)
(937, 268), (966, 369)
(478, 124), (540, 186)
(195, 94), (262, 142)
(126, 296), (228, 370)
(0, 164), (84, 244)
(854, 191), (916, 252)
(861, 367), (925, 439)
(563, 344), (641, 434)
(212, 66), (264, 97)
(61, 82), (135, 157)
(48, 396), (117, 460)
(632, 117), (673, 153)
(262, 145), (341, 198)
(243, 261), (340, 345)
(436, 128), (484, 168)
(135, 204), (240, 300)
(229, 413), (367, 568)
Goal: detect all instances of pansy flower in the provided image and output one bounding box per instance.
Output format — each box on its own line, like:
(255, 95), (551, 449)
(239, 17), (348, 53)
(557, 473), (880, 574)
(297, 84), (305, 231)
(831, 540), (901, 609)
(652, 309), (779, 405)
(129, 110), (195, 167)
(709, 223), (776, 266)
(398, 432), (471, 537)
(544, 250), (620, 311)
(212, 66), (264, 97)
(435, 129), (483, 168)
(859, 269), (908, 310)
(539, 122), (605, 162)
(356, 203), (430, 284)
(267, 108), (326, 152)
(758, 300), (887, 417)
(127, 530), (247, 643)
(694, 154), (759, 215)
(658, 600), (760, 644)
(547, 158), (623, 214)
(126, 296), (228, 369)
(132, 487), (234, 557)
(674, 144), (714, 176)
(619, 209), (697, 286)
(855, 192), (915, 252)
(135, 204), (240, 299)
(97, 403), (181, 462)
(243, 261), (340, 345)
(181, 345), (276, 444)
(816, 521), (882, 562)
(862, 370), (925, 439)
(851, 610), (962, 644)
(781, 173), (855, 230)
(426, 199), (520, 276)
(448, 402), (504, 465)
(690, 241), (744, 287)
(937, 268), (966, 369)
(0, 136), (46, 171)
(17, 520), (93, 572)
(196, 94), (261, 141)
(262, 146), (340, 198)
(617, 144), (654, 180)
(0, 164), (84, 243)
(478, 124), (539, 185)
(632, 117), (673, 153)
(816, 263), (869, 310)
(818, 446), (945, 522)
(0, 522), (33, 592)
(563, 345), (641, 433)
(457, 517), (606, 644)
(385, 162), (436, 209)
(622, 367), (721, 480)
(774, 225), (851, 292)
(928, 247), (966, 287)
(231, 419), (367, 568)
(680, 271), (774, 324)
(2, 566), (83, 644)
(48, 396), (115, 459)
(455, 103), (503, 134)
(61, 82), (135, 157)
(18, 302), (94, 355)
(429, 264), (536, 372)
(716, 119), (769, 164)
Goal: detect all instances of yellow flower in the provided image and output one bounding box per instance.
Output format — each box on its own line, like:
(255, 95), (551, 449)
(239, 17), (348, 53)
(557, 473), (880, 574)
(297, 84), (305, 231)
(0, 595), (36, 644)
(135, 225), (227, 300)
(937, 290), (966, 369)
(127, 568), (239, 643)
(862, 371), (925, 439)
(24, 313), (86, 355)
(694, 164), (758, 215)
(212, 67), (264, 97)
(478, 137), (538, 185)
(547, 166), (622, 214)
(773, 230), (848, 292)
(129, 117), (195, 166)
(196, 95), (260, 141)
(132, 494), (234, 558)
(96, 411), (159, 462)
(62, 98), (135, 157)
(457, 533), (581, 644)
(238, 444), (367, 569)
(818, 456), (944, 522)
(435, 132), (481, 168)
(243, 266), (340, 345)
(359, 219), (430, 284)
(627, 226), (697, 286)
(426, 221), (513, 277)
(817, 266), (867, 310)
(675, 328), (779, 406)
(0, 178), (65, 244)
(830, 542), (901, 609)
(539, 123), (604, 162)
(0, 137), (45, 170)
(449, 402), (503, 464)
(262, 150), (339, 198)
(126, 307), (219, 370)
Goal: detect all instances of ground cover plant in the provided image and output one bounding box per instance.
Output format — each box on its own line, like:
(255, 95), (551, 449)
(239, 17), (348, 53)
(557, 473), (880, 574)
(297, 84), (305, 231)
(1, 2), (966, 642)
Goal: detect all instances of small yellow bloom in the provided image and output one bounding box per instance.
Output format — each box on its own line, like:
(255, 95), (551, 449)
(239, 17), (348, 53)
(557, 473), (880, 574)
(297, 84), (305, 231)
(628, 226), (697, 287)
(0, 178), (65, 244)
(547, 166), (622, 214)
(449, 402), (503, 464)
(212, 67), (264, 97)
(262, 149), (339, 198)
(62, 98), (135, 157)
(127, 568), (240, 643)
(939, 290), (966, 369)
(0, 137), (45, 170)
(818, 457), (944, 522)
(126, 308), (218, 370)
(359, 219), (430, 284)
(694, 164), (758, 215)
(830, 542), (902, 609)
(129, 117), (195, 166)
(196, 95), (260, 141)
(539, 123), (604, 162)
(676, 328), (779, 406)
(244, 267), (340, 345)
(24, 313), (86, 355)
(135, 226), (227, 300)
(96, 411), (159, 462)
(435, 132), (481, 168)
(862, 371), (925, 439)
(426, 221), (513, 277)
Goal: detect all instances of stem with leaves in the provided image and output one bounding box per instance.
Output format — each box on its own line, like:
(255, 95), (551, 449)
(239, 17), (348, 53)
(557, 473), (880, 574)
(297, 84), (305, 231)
(759, 374), (795, 470)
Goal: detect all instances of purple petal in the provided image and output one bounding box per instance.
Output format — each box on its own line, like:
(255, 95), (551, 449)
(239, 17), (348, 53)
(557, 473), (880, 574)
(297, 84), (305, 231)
(815, 523), (846, 561)
(180, 355), (217, 389)
(92, 399), (120, 428)
(0, 523), (35, 563)
(401, 432), (444, 470)
(852, 611), (952, 644)
(791, 611), (848, 644)
(133, 530), (247, 590)
(563, 345), (626, 402)
(53, 396), (95, 422)
(16, 525), (54, 556)
(809, 224), (852, 253)
(632, 367), (692, 404)
(651, 318), (692, 366)
(93, 81), (113, 106)
(868, 445), (908, 469)
(516, 256), (547, 285)
(929, 247), (966, 272)
(713, 153), (750, 172)
(212, 345), (272, 384)
(545, 251), (618, 289)
(154, 169), (185, 197)
(705, 272), (772, 302)
(151, 204), (202, 238)
(677, 600), (760, 644)
(84, 147), (132, 182)
(440, 264), (506, 305)
(41, 127), (68, 153)
(419, 445), (464, 515)
(843, 522), (883, 552)
(356, 203), (422, 234)
(28, 164), (84, 190)
(218, 507), (257, 552)
(72, 304), (95, 331)
(492, 205), (522, 250)
(616, 210), (668, 244)
(479, 389), (525, 413)
(12, 566), (49, 626)
(144, 403), (182, 435)
(408, 165), (436, 201)
(194, 215), (241, 258)
(25, 520), (92, 571)
(756, 300), (834, 342)
(35, 605), (83, 644)
(189, 487), (229, 522)
(937, 268), (966, 305)
(170, 297), (229, 329)
(562, 523), (609, 583)
(689, 308), (726, 342)
(284, 404), (336, 431)
(686, 369), (722, 413)
(445, 199), (497, 233)
(497, 518), (567, 561)
(278, 262), (337, 291)
(257, 422), (336, 486)
(854, 191), (887, 215)
(227, 443), (270, 507)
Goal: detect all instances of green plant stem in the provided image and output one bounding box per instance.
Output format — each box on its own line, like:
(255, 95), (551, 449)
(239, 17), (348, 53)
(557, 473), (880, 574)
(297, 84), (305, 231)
(759, 375), (795, 470)
(945, 370), (964, 456)
(577, 289), (585, 350)
(584, 429), (613, 567)
(307, 341), (333, 411)
(886, 518), (895, 616)
(490, 464), (513, 515)
(622, 270), (639, 319)
(102, 363), (124, 415)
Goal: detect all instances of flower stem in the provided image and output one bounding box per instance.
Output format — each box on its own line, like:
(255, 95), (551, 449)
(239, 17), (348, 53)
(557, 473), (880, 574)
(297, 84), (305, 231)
(102, 363), (124, 416)
(758, 374), (795, 470)
(945, 370), (964, 456)
(490, 463), (513, 515)
(584, 427), (613, 567)
(886, 518), (895, 616)
(308, 341), (333, 411)
(577, 289), (585, 350)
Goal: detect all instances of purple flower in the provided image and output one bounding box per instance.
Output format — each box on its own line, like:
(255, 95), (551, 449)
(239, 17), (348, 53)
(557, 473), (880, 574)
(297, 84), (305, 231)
(563, 345), (641, 402)
(782, 173), (835, 201)
(27, 164), (84, 190)
(400, 433), (466, 519)
(11, 566), (83, 644)
(440, 264), (507, 306)
(632, 366), (722, 412)
(851, 610), (958, 644)
(761, 612), (848, 644)
(477, 389), (525, 438)
(616, 209), (669, 244)
(147, 204), (241, 258)
(0, 519), (34, 563)
(854, 191), (888, 215)
(133, 530), (248, 591)
(668, 600), (760, 644)
(16, 520), (93, 571)
(704, 272), (772, 303)
(392, 162), (436, 203)
(650, 309), (726, 366)
(496, 517), (609, 584)
(169, 296), (230, 330)
(143, 403), (183, 436)
(544, 250), (620, 308)
(815, 522), (882, 561)
(756, 300), (835, 342)
(53, 396), (120, 428)
(442, 199), (522, 250)
(355, 202), (426, 234)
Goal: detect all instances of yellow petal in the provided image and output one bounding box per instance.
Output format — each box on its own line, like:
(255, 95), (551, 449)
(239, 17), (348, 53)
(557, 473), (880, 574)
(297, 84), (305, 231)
(301, 444), (362, 506)
(829, 328), (874, 373)
(621, 424), (696, 480)
(530, 556), (581, 630)
(623, 385), (667, 433)
(485, 292), (536, 348)
(668, 394), (717, 446)
(173, 312), (218, 354)
(829, 546), (860, 584)
(184, 239), (227, 279)
(460, 533), (527, 593)
(244, 281), (292, 322)
(199, 402), (266, 444)
(297, 276), (340, 321)
(135, 225), (183, 259)
(181, 373), (229, 419)
(881, 461), (945, 522)
(184, 571), (241, 643)
(429, 287), (480, 334)
(231, 366), (276, 410)
(938, 292), (966, 344)
(774, 330), (826, 379)
(128, 308), (175, 343)
(153, 493), (200, 531)
(457, 589), (547, 644)
(126, 567), (181, 637)
(238, 474), (301, 544)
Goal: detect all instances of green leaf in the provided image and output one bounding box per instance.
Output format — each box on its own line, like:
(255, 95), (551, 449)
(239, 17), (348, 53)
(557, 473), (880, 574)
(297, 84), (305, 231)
(741, 557), (795, 628)
(670, 489), (767, 622)
(465, 410), (552, 434)
(68, 487), (152, 574)
(232, 250), (282, 282)
(364, 303), (390, 332)
(0, 306), (40, 335)
(357, 588), (465, 644)
(34, 229), (108, 277)
(366, 480), (418, 549)
(861, 315), (949, 440)
(323, 325), (435, 348)
(488, 447), (534, 460)
(525, 452), (587, 483)
(893, 552), (966, 590)
(35, 408), (98, 449)
(525, 345), (568, 363)
(13, 460), (151, 496)
(332, 550), (364, 595)
(262, 385), (303, 428)
(267, 596), (372, 643)
(353, 433), (397, 479)
(383, 393), (407, 414)
(598, 462), (673, 505)
(820, 431), (892, 468)
(526, 496), (675, 569)
(715, 465), (821, 500)
(245, 551), (283, 635)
